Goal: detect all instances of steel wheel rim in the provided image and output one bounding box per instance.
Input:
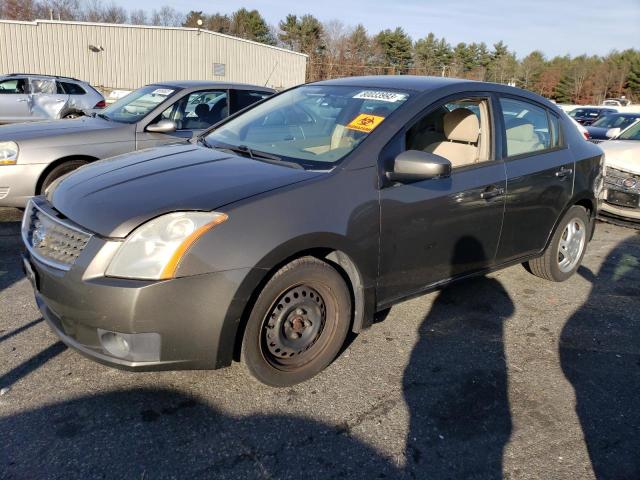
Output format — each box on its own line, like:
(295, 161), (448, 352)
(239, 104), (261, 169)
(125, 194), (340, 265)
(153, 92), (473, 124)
(557, 217), (586, 273)
(261, 284), (328, 369)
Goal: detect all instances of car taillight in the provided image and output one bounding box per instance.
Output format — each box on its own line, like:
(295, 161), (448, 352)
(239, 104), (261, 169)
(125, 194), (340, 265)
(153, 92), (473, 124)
(94, 100), (106, 109)
(583, 131), (590, 140)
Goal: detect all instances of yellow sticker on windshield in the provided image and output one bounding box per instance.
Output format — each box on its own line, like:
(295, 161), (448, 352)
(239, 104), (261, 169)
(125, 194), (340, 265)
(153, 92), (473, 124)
(346, 114), (385, 133)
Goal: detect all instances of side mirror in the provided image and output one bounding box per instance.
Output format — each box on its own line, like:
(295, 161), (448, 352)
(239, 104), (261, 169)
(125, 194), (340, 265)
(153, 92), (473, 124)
(146, 119), (177, 133)
(386, 150), (452, 183)
(605, 127), (621, 139)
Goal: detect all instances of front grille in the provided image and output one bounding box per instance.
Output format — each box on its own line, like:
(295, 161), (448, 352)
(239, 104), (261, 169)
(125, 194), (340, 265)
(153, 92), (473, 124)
(22, 200), (91, 270)
(604, 166), (640, 193)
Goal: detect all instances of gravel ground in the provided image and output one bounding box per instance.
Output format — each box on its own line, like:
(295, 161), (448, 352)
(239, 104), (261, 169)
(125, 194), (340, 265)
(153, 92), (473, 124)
(1, 206), (638, 480)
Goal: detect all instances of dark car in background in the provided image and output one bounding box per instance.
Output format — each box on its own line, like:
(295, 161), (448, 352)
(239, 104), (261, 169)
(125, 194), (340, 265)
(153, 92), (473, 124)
(585, 112), (640, 142)
(0, 81), (274, 207)
(21, 76), (602, 386)
(568, 107), (618, 126)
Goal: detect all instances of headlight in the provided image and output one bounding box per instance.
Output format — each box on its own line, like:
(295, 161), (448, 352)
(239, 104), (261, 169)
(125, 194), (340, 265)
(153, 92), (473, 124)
(0, 141), (19, 165)
(106, 211), (228, 280)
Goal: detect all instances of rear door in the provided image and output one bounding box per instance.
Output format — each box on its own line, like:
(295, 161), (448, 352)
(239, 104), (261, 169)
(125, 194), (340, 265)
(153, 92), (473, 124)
(495, 96), (574, 263)
(29, 78), (69, 120)
(0, 77), (31, 122)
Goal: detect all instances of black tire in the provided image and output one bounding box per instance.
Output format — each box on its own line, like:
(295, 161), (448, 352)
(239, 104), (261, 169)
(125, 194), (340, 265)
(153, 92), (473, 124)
(62, 112), (82, 119)
(525, 205), (590, 282)
(241, 256), (352, 387)
(40, 160), (88, 195)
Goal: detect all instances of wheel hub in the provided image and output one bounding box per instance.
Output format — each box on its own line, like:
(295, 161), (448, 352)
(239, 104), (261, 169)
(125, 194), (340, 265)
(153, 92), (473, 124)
(263, 285), (326, 360)
(557, 217), (586, 273)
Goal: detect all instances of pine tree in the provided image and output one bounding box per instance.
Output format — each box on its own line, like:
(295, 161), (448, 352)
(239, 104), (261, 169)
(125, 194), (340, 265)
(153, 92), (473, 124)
(375, 28), (413, 73)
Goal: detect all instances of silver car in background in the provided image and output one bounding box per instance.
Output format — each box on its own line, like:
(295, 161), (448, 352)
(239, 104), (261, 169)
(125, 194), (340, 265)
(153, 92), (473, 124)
(0, 73), (105, 123)
(0, 81), (274, 207)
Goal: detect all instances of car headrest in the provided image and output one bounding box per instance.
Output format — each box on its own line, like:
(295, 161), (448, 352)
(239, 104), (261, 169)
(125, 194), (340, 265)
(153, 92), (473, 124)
(195, 104), (210, 117)
(444, 108), (480, 143)
(506, 119), (536, 141)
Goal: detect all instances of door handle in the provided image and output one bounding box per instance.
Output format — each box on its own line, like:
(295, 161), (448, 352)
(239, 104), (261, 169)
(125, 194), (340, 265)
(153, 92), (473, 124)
(16, 98), (28, 102)
(555, 167), (573, 178)
(480, 186), (505, 200)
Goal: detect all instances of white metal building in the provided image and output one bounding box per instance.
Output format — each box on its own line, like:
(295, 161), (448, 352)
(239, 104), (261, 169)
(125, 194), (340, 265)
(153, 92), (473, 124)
(0, 19), (307, 90)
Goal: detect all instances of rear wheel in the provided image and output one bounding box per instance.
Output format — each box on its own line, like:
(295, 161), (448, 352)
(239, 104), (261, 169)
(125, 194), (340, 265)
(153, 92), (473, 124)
(241, 256), (352, 387)
(40, 160), (88, 195)
(525, 205), (590, 282)
(62, 112), (82, 119)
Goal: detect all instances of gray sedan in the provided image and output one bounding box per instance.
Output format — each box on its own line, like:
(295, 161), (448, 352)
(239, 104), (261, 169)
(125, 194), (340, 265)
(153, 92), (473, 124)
(0, 81), (274, 207)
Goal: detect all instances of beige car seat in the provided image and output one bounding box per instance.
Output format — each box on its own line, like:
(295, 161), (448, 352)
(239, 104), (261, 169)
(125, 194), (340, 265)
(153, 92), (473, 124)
(425, 108), (480, 167)
(505, 119), (544, 156)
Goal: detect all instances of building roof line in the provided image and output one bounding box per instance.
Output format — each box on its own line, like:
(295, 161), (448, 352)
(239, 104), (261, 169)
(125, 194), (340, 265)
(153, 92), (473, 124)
(0, 19), (309, 58)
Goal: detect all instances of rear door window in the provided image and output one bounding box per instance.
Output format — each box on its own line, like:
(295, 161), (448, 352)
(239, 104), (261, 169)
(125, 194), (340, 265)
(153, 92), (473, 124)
(230, 90), (272, 114)
(30, 79), (57, 94)
(500, 98), (552, 157)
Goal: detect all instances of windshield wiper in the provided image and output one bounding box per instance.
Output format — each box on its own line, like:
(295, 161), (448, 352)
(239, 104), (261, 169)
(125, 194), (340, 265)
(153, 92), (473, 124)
(96, 113), (111, 122)
(211, 144), (303, 169)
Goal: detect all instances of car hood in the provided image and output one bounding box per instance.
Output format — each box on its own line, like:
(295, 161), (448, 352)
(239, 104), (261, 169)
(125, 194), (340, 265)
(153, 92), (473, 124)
(49, 144), (323, 237)
(0, 116), (117, 142)
(600, 140), (640, 175)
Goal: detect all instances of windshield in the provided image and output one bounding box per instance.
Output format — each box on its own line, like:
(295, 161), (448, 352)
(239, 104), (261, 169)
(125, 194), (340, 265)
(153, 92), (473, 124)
(204, 85), (410, 166)
(618, 121), (640, 141)
(592, 115), (639, 129)
(100, 85), (179, 124)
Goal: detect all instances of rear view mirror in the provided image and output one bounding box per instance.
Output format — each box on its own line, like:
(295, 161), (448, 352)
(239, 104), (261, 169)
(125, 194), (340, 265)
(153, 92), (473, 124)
(146, 119), (177, 133)
(387, 150), (452, 183)
(605, 127), (621, 139)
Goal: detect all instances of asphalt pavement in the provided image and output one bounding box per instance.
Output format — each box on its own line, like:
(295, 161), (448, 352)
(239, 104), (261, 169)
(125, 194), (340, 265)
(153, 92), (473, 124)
(1, 206), (639, 480)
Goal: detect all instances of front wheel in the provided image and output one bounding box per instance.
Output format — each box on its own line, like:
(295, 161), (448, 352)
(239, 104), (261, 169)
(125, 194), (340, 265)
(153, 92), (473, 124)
(241, 256), (352, 387)
(525, 205), (590, 282)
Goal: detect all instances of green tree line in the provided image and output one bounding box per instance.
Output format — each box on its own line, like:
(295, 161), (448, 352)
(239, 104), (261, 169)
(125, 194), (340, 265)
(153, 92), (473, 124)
(2, 0), (639, 103)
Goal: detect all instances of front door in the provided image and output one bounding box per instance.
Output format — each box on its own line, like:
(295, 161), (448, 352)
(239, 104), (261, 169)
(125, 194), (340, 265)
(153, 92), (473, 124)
(378, 95), (506, 305)
(494, 96), (575, 263)
(136, 89), (229, 150)
(0, 77), (31, 122)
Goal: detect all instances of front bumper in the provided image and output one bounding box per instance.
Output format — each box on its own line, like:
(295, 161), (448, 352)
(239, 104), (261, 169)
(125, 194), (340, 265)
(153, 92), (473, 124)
(23, 247), (258, 371)
(0, 163), (49, 207)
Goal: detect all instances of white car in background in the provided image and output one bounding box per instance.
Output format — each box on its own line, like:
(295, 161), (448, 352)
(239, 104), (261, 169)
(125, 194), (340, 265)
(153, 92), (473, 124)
(598, 121), (640, 226)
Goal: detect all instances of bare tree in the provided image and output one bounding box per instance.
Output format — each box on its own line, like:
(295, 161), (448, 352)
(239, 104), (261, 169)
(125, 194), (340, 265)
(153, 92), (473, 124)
(151, 6), (183, 27)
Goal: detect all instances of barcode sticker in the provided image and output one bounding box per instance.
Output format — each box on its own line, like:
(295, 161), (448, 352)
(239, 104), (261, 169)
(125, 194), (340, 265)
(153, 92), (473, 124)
(353, 91), (408, 103)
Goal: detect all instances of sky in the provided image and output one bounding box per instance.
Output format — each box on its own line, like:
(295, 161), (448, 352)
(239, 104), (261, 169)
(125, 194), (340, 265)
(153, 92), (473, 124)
(116, 0), (640, 58)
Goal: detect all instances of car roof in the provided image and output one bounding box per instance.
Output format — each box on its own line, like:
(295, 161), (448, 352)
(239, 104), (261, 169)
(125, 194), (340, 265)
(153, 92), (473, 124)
(3, 73), (82, 82)
(151, 80), (275, 92)
(311, 75), (469, 92)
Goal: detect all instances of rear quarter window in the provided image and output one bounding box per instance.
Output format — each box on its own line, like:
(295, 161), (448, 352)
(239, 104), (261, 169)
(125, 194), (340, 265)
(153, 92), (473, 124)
(61, 82), (87, 95)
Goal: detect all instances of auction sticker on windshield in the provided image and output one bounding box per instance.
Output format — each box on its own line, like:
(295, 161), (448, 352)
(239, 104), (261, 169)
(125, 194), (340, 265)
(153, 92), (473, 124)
(346, 114), (385, 133)
(353, 91), (408, 103)
(152, 89), (174, 96)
